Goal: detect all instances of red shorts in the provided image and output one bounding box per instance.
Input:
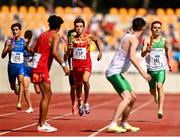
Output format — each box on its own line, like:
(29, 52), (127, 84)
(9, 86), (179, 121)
(31, 72), (51, 84)
(73, 67), (91, 81)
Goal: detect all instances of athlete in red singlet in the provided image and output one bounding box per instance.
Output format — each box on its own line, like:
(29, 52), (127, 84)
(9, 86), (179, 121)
(31, 15), (69, 132)
(67, 17), (102, 116)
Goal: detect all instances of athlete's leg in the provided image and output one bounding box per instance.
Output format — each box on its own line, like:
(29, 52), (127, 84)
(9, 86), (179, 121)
(34, 83), (41, 94)
(23, 76), (33, 110)
(16, 74), (24, 110)
(112, 91), (132, 123)
(150, 89), (158, 103)
(156, 70), (166, 119)
(38, 81), (52, 126)
(156, 82), (164, 118)
(121, 92), (136, 123)
(82, 71), (91, 104)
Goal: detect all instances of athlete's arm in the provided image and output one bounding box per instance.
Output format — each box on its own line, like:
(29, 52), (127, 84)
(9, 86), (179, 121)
(88, 34), (102, 61)
(164, 37), (172, 71)
(1, 39), (11, 58)
(141, 37), (151, 57)
(52, 33), (69, 75)
(129, 37), (151, 81)
(29, 39), (37, 54)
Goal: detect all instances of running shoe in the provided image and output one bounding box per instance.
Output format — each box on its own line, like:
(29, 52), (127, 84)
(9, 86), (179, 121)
(107, 125), (127, 133)
(122, 123), (140, 132)
(78, 105), (84, 116)
(72, 103), (78, 116)
(84, 103), (90, 114)
(14, 84), (19, 95)
(16, 103), (22, 110)
(26, 107), (34, 113)
(158, 112), (163, 119)
(37, 122), (58, 132)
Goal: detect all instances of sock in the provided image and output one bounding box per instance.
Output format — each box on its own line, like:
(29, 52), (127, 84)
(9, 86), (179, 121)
(110, 122), (117, 127)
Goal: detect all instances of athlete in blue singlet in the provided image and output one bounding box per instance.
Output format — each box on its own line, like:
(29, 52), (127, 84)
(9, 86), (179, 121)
(1, 23), (25, 110)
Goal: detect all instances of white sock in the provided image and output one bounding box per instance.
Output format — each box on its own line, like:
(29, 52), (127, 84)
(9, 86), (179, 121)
(121, 122), (128, 126)
(110, 122), (117, 127)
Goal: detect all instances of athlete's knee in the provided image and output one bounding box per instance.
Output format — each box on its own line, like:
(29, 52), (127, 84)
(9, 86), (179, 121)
(157, 83), (163, 90)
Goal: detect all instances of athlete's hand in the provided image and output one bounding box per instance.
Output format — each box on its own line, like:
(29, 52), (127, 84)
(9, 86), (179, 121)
(97, 52), (102, 61)
(147, 44), (152, 52)
(168, 64), (172, 72)
(143, 73), (152, 81)
(63, 66), (70, 75)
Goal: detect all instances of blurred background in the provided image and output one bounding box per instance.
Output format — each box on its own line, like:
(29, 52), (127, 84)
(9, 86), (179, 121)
(0, 0), (180, 92)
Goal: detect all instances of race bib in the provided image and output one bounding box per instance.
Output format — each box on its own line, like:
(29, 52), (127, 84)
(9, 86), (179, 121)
(31, 53), (41, 68)
(10, 52), (24, 64)
(150, 49), (166, 67)
(73, 47), (86, 60)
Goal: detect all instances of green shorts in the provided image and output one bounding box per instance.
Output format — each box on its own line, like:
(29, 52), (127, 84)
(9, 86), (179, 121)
(147, 69), (166, 89)
(106, 73), (132, 94)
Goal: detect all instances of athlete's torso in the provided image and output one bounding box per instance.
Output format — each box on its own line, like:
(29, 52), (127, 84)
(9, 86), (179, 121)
(9, 38), (25, 66)
(72, 33), (91, 68)
(32, 31), (54, 73)
(106, 33), (134, 76)
(145, 37), (167, 71)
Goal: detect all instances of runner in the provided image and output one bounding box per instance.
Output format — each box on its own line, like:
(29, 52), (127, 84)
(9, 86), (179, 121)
(1, 23), (26, 110)
(106, 17), (151, 133)
(66, 17), (102, 116)
(64, 29), (78, 115)
(23, 30), (33, 113)
(31, 15), (69, 132)
(141, 21), (172, 119)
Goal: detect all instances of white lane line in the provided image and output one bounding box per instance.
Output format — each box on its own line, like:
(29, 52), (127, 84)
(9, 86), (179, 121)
(0, 97), (119, 135)
(88, 98), (153, 137)
(0, 100), (71, 117)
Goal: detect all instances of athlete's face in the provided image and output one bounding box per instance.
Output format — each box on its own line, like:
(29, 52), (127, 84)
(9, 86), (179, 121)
(74, 23), (84, 35)
(12, 26), (21, 38)
(151, 23), (161, 37)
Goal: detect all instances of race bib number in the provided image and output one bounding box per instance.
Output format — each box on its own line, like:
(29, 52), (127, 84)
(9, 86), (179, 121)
(10, 52), (24, 64)
(31, 53), (41, 68)
(150, 49), (166, 67)
(73, 47), (86, 60)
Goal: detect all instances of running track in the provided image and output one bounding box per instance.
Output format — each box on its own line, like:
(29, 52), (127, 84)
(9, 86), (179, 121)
(0, 93), (180, 136)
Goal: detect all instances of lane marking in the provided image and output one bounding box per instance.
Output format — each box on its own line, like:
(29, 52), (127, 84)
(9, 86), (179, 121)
(88, 99), (153, 137)
(0, 96), (118, 135)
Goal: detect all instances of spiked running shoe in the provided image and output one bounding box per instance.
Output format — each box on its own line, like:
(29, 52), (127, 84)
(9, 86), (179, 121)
(16, 103), (22, 110)
(26, 107), (34, 113)
(158, 112), (163, 119)
(122, 123), (140, 132)
(37, 122), (58, 132)
(78, 105), (84, 116)
(107, 125), (127, 133)
(84, 103), (90, 114)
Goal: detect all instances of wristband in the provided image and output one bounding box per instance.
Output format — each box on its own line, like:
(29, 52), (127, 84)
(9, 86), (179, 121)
(61, 62), (66, 68)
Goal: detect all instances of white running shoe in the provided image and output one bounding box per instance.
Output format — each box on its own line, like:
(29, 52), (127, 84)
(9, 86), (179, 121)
(25, 108), (34, 113)
(37, 122), (58, 132)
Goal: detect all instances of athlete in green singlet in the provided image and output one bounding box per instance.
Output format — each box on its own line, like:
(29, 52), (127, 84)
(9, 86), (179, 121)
(141, 21), (172, 119)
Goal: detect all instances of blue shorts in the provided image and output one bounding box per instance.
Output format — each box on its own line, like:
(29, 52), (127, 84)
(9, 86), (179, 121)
(8, 63), (24, 83)
(24, 65), (31, 77)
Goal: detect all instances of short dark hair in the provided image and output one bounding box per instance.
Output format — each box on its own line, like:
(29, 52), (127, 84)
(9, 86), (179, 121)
(132, 17), (146, 31)
(74, 17), (85, 28)
(151, 21), (162, 28)
(24, 30), (33, 40)
(11, 23), (21, 30)
(48, 15), (64, 30)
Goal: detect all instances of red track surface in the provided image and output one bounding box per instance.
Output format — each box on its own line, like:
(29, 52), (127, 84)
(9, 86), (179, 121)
(0, 93), (180, 136)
